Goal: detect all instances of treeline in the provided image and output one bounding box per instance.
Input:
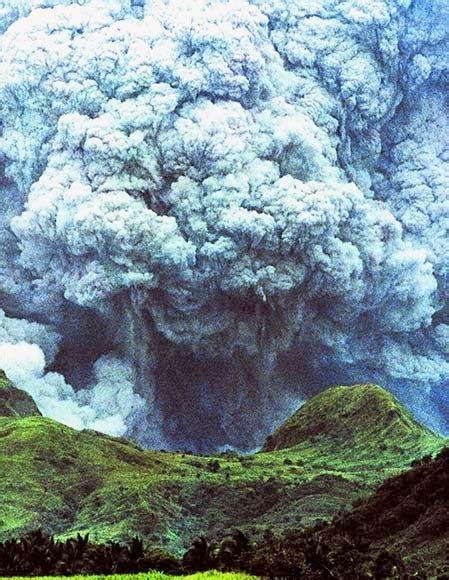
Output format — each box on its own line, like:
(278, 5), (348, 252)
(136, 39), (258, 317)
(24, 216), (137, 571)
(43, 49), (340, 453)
(0, 531), (179, 576)
(0, 526), (404, 578)
(1, 447), (449, 578)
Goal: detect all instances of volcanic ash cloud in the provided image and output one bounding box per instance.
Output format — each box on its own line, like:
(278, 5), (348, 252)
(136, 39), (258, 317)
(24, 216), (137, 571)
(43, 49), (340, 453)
(0, 0), (447, 450)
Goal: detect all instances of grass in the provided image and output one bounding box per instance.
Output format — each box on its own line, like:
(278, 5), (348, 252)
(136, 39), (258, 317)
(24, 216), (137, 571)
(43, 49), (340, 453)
(1, 383), (446, 555)
(264, 383), (441, 454)
(6, 573), (256, 580)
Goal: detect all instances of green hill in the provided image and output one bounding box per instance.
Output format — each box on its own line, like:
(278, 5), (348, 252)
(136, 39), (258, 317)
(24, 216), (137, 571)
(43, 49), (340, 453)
(0, 376), (445, 555)
(263, 383), (437, 455)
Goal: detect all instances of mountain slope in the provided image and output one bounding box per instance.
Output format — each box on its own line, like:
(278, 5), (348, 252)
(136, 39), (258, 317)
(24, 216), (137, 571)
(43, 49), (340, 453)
(263, 383), (436, 455)
(220, 448), (449, 578)
(0, 370), (42, 418)
(308, 447), (449, 577)
(0, 375), (446, 555)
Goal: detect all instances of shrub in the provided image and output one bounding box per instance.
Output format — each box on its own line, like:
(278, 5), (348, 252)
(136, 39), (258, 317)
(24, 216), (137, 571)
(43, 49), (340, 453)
(207, 460), (220, 473)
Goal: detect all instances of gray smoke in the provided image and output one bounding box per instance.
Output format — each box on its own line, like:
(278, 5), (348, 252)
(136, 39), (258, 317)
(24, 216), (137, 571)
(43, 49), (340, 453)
(0, 0), (447, 451)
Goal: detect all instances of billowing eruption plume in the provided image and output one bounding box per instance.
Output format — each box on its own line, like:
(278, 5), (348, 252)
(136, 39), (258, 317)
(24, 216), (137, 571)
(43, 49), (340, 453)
(0, 0), (447, 451)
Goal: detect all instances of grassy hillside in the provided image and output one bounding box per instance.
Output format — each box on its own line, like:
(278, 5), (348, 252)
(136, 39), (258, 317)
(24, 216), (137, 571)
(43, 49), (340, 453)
(0, 380), (446, 555)
(264, 383), (437, 454)
(6, 449), (449, 578)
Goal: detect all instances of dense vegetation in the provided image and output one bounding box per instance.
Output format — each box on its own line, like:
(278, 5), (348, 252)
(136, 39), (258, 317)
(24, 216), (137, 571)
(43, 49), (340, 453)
(1, 382), (446, 557)
(2, 447), (449, 577)
(0, 530), (179, 576)
(240, 446), (449, 577)
(0, 526), (403, 577)
(2, 576), (253, 580)
(181, 442), (449, 577)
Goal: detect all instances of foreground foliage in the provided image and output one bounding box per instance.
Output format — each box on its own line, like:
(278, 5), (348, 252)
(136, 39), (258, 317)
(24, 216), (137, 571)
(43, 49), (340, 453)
(0, 527), (402, 578)
(0, 531), (180, 576)
(7, 574), (254, 580)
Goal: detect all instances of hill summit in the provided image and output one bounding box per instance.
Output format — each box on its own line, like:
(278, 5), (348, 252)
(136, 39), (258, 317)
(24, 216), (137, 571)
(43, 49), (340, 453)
(0, 369), (41, 418)
(263, 384), (436, 452)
